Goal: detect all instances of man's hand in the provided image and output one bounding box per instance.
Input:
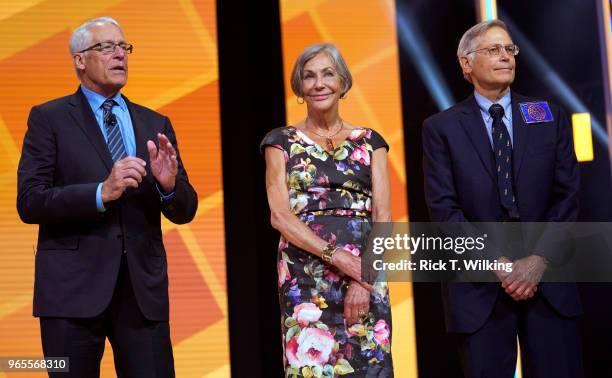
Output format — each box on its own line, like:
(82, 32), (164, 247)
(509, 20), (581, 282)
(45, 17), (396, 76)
(101, 157), (147, 203)
(493, 256), (513, 282)
(147, 133), (178, 193)
(502, 254), (547, 301)
(344, 280), (370, 326)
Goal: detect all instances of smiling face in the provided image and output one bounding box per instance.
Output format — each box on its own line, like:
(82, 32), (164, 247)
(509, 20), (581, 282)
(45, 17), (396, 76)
(461, 26), (515, 94)
(73, 22), (128, 97)
(301, 53), (343, 113)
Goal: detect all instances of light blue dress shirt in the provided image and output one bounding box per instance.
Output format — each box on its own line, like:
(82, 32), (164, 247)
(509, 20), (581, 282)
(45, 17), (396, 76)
(81, 85), (176, 211)
(81, 85), (136, 212)
(473, 90), (513, 148)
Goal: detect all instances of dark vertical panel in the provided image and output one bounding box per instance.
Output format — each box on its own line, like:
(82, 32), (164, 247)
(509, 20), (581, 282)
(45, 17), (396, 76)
(217, 1), (286, 376)
(396, 1), (476, 377)
(498, 0), (612, 222)
(498, 1), (612, 375)
(397, 0), (477, 226)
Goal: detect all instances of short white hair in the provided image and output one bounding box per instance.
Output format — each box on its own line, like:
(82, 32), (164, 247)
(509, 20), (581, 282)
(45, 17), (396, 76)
(69, 17), (121, 54)
(456, 19), (510, 82)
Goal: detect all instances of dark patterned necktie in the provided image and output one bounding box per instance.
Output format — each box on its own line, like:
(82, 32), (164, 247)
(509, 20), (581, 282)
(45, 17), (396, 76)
(489, 104), (519, 218)
(102, 99), (127, 162)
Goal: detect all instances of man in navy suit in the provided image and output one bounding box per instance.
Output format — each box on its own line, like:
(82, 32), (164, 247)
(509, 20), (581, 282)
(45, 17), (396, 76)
(17, 17), (197, 377)
(422, 20), (583, 378)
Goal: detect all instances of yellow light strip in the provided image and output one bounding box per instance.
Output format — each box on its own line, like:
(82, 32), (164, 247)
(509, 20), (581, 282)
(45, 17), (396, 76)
(572, 113), (595, 162)
(516, 340), (523, 378)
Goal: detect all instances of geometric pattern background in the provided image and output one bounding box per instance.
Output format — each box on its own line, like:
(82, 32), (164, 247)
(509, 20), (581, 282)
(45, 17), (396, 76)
(0, 0), (228, 376)
(279, 1), (417, 376)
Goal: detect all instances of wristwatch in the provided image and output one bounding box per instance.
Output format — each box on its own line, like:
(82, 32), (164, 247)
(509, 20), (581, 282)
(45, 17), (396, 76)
(321, 243), (338, 264)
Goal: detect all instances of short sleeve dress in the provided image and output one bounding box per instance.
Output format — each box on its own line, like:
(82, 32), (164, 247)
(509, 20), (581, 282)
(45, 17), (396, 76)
(260, 126), (394, 377)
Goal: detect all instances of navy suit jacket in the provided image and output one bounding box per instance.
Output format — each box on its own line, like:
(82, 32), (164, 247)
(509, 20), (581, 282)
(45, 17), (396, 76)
(17, 87), (198, 321)
(422, 92), (581, 333)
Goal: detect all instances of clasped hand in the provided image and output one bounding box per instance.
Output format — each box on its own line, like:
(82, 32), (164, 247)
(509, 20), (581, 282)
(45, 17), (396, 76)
(494, 255), (547, 301)
(344, 280), (370, 326)
(331, 248), (374, 292)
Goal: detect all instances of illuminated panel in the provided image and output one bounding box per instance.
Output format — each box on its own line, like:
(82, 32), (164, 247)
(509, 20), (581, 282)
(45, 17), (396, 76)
(598, 0), (612, 168)
(279, 1), (416, 376)
(475, 2), (522, 377)
(476, 0), (522, 378)
(573, 113), (595, 162)
(477, 0), (498, 21)
(0, 1), (229, 377)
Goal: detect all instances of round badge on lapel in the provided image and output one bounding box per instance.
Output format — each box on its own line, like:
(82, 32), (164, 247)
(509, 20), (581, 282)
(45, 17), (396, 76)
(527, 103), (546, 122)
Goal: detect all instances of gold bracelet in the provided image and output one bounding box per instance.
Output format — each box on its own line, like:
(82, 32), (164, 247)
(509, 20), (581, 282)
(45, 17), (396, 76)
(321, 243), (338, 264)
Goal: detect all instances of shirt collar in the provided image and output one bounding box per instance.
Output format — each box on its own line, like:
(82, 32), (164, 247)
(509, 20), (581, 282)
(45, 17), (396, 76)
(80, 84), (127, 112)
(474, 89), (512, 122)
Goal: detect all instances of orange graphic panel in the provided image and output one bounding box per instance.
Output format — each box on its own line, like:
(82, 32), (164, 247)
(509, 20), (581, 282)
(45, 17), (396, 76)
(279, 0), (417, 376)
(0, 0), (229, 377)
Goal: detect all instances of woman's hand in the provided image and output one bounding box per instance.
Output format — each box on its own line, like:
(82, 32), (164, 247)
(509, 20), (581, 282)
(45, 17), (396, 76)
(344, 280), (371, 325)
(332, 249), (373, 291)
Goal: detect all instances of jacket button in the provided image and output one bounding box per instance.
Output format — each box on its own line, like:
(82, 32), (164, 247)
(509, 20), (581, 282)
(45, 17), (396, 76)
(123, 249), (127, 254)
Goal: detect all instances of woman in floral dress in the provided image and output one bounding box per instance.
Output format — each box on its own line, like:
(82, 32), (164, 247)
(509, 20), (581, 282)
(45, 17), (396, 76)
(261, 43), (394, 377)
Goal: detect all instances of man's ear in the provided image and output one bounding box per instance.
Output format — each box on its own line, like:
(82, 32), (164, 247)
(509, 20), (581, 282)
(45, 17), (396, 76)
(459, 56), (472, 77)
(73, 53), (85, 71)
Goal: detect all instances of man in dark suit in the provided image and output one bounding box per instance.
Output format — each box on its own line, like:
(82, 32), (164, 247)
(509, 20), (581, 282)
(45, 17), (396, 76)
(422, 20), (582, 378)
(17, 17), (198, 377)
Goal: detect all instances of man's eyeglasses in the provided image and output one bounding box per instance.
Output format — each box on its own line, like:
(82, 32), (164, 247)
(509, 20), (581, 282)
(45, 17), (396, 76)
(77, 42), (134, 55)
(467, 44), (519, 57)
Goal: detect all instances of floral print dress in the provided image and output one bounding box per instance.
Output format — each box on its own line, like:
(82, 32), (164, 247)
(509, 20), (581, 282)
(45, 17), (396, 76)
(260, 126), (394, 377)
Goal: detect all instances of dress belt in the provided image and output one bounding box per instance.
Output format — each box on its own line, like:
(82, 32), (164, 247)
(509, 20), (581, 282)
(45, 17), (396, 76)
(296, 209), (371, 219)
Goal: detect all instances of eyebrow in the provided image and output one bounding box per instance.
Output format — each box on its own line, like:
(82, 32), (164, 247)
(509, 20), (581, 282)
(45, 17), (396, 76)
(303, 66), (335, 73)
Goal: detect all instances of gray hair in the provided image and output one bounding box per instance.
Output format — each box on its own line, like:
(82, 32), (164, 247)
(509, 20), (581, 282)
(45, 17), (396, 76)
(457, 19), (510, 81)
(290, 43), (353, 98)
(69, 17), (121, 54)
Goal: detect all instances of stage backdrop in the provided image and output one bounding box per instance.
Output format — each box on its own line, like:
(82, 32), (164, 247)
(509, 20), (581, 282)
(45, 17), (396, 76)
(279, 0), (418, 376)
(0, 1), (229, 377)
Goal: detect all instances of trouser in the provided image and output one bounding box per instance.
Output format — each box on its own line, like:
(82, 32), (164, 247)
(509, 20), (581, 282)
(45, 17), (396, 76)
(40, 254), (175, 378)
(456, 287), (583, 378)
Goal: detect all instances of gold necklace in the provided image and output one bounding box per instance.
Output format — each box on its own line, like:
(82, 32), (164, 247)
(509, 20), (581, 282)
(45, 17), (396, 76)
(305, 119), (344, 151)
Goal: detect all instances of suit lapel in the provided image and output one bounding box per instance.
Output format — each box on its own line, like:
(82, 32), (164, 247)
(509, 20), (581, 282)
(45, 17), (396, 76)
(124, 95), (151, 166)
(68, 88), (114, 171)
(511, 92), (528, 180)
(458, 95), (496, 181)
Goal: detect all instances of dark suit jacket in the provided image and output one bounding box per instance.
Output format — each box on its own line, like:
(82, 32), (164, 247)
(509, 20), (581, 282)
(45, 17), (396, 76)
(422, 91), (581, 333)
(17, 87), (198, 321)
